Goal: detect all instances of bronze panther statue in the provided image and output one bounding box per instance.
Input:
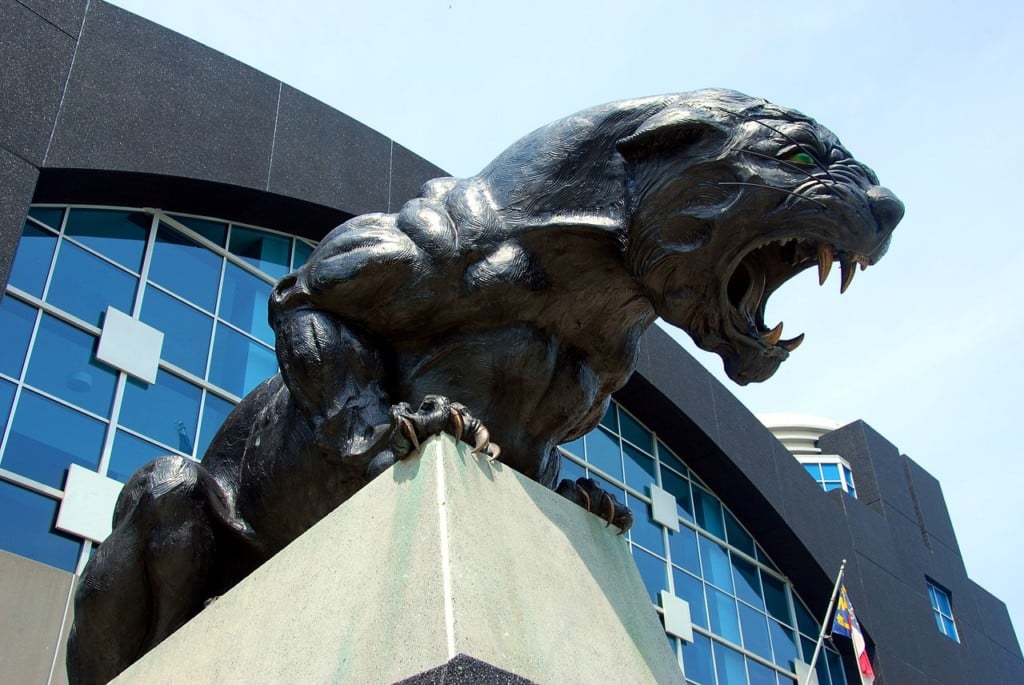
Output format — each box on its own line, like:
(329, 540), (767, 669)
(67, 89), (902, 683)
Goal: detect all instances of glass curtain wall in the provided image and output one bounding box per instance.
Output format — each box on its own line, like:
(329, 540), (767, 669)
(559, 403), (850, 685)
(0, 205), (315, 574)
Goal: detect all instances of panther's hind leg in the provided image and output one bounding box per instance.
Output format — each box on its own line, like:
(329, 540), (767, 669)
(67, 456), (252, 684)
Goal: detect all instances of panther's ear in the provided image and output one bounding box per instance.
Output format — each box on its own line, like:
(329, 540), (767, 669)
(616, 107), (728, 163)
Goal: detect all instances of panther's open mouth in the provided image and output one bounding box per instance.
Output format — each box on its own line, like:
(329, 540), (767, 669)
(724, 235), (872, 360)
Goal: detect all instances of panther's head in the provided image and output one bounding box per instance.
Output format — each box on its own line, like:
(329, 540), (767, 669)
(618, 90), (903, 385)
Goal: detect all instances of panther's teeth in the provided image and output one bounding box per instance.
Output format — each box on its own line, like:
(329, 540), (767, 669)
(817, 244), (834, 285)
(762, 322), (784, 345)
(856, 254), (870, 272)
(779, 333), (805, 351)
(839, 256), (856, 293)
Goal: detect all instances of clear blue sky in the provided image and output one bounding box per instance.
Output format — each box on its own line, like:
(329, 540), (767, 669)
(110, 0), (1024, 640)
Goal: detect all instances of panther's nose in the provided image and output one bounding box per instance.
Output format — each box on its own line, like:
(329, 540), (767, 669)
(867, 186), (904, 235)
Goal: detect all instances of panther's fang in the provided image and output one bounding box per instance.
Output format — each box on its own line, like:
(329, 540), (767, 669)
(762, 322), (784, 345)
(817, 244), (834, 285)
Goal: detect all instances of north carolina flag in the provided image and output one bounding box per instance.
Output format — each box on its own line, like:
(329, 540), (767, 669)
(832, 585), (875, 685)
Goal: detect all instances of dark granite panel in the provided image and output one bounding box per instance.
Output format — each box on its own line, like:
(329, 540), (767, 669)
(849, 557), (933, 681)
(269, 85), (390, 216)
(837, 493), (905, 583)
(394, 654), (538, 684)
(819, 421), (917, 521)
(955, 624), (1008, 685)
(17, 0), (87, 36)
(633, 326), (720, 445)
(0, 148), (40, 291)
(964, 580), (1023, 657)
(993, 638), (1024, 685)
(0, 0), (77, 164)
(870, 646), (932, 685)
(902, 455), (960, 553)
(46, 1), (278, 188)
(388, 141), (448, 211)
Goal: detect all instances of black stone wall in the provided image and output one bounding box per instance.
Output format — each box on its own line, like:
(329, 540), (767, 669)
(0, 0), (445, 290)
(2, 1), (1020, 682)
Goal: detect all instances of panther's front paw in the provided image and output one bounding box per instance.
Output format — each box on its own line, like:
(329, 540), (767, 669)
(556, 477), (633, 533)
(391, 395), (501, 461)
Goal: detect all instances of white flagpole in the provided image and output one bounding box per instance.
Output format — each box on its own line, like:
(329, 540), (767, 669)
(803, 559), (847, 685)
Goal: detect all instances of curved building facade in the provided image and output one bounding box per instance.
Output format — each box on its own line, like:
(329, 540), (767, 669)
(1, 2), (1021, 683)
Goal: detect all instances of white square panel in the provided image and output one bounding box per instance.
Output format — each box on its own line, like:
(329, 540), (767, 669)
(56, 464), (124, 543)
(649, 483), (680, 532)
(794, 659), (820, 685)
(660, 591), (694, 643)
(96, 306), (163, 384)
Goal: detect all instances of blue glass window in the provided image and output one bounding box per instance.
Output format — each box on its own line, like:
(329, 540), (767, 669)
(631, 546), (668, 603)
(0, 379), (14, 435)
(584, 427), (622, 480)
(714, 641), (747, 685)
(693, 485), (725, 538)
(724, 509), (755, 557)
(733, 556), (764, 609)
(9, 222), (57, 297)
(768, 619), (798, 668)
(661, 468), (694, 524)
(762, 573), (791, 623)
(623, 442), (656, 492)
(927, 580), (959, 642)
(747, 657), (778, 685)
(739, 603), (773, 660)
(219, 263), (273, 344)
(229, 226), (291, 280)
(0, 296), (36, 378)
(25, 315), (117, 416)
(108, 430), (169, 484)
(47, 242), (137, 326)
(173, 215), (227, 247)
(64, 208), (148, 272)
(794, 599), (820, 640)
(821, 463), (840, 481)
(699, 535), (734, 592)
(0, 481), (80, 572)
(599, 404), (617, 431)
(561, 436), (584, 460)
(672, 568), (708, 629)
(558, 453), (586, 483)
(619, 410), (653, 453)
(681, 632), (714, 684)
(3, 390), (105, 488)
(149, 224), (221, 312)
(197, 393), (235, 459)
(140, 287), (213, 377)
(669, 525), (700, 572)
(628, 503), (664, 555)
(209, 324), (276, 397)
(119, 370), (201, 453)
(707, 587), (741, 643)
(28, 206), (65, 231)
(292, 241), (314, 270)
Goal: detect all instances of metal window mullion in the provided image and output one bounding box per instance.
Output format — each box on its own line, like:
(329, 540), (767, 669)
(74, 540), (93, 577)
(97, 211), (160, 476)
(0, 467), (64, 499)
(0, 300), (45, 469)
(114, 424), (190, 461)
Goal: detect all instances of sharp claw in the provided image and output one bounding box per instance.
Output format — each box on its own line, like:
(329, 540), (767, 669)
(450, 408), (464, 443)
(400, 417), (420, 452)
(602, 493), (615, 528)
(486, 442), (502, 462)
(575, 483), (592, 512)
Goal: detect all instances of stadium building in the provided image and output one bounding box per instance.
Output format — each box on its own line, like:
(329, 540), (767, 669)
(1, 2), (1021, 683)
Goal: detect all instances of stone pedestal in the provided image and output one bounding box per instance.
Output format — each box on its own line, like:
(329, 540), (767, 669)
(114, 435), (681, 684)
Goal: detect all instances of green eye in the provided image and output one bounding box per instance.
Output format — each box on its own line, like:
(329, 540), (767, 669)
(786, 151), (816, 165)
